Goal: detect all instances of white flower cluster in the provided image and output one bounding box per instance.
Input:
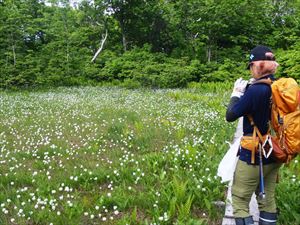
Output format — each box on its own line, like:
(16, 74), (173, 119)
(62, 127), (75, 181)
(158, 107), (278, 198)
(0, 87), (276, 224)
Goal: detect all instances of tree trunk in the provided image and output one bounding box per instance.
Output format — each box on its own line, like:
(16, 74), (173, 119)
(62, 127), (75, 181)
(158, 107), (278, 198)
(119, 18), (127, 51)
(91, 29), (108, 63)
(207, 28), (212, 63)
(62, 12), (70, 74)
(207, 45), (211, 63)
(11, 32), (16, 66)
(122, 33), (127, 52)
(12, 44), (16, 66)
(66, 42), (69, 74)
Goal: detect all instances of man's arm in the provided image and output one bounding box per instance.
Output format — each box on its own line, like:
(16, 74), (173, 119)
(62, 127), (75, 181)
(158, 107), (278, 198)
(225, 78), (250, 122)
(226, 97), (240, 122)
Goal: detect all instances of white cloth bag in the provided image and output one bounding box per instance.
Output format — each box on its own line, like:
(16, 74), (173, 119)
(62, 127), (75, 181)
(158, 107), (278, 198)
(217, 137), (241, 183)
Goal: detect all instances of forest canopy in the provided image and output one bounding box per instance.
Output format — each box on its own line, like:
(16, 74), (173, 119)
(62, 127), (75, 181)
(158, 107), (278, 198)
(1, 0), (300, 88)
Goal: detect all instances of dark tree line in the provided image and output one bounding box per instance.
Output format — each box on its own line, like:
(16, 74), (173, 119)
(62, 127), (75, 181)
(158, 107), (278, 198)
(1, 0), (300, 88)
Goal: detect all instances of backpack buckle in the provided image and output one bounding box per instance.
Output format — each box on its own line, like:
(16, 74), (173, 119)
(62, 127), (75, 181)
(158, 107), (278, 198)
(262, 135), (273, 158)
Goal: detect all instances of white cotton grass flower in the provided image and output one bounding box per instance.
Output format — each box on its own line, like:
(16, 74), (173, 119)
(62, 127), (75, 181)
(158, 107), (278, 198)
(0, 87), (253, 223)
(2, 208), (8, 214)
(163, 212), (169, 221)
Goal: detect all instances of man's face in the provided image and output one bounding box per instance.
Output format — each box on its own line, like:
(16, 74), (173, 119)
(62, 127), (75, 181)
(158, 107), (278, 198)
(250, 60), (279, 79)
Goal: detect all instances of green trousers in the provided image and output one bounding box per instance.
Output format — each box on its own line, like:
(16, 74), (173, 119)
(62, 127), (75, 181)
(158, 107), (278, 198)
(232, 160), (281, 218)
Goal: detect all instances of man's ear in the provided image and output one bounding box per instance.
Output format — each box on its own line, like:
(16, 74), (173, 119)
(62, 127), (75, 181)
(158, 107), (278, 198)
(258, 61), (265, 72)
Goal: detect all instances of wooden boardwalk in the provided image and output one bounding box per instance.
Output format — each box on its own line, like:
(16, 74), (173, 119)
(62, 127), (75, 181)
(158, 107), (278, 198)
(222, 118), (259, 225)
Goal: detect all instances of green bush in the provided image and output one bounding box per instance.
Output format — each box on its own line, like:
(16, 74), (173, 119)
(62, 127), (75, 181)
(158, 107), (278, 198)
(276, 46), (300, 80)
(92, 47), (248, 88)
(95, 47), (196, 88)
(120, 79), (142, 89)
(5, 44), (300, 89)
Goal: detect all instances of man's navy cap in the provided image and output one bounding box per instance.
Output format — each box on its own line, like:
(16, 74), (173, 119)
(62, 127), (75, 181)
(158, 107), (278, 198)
(247, 45), (275, 69)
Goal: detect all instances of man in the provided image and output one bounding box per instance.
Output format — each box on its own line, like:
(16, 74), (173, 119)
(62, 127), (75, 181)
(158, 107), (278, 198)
(226, 46), (281, 225)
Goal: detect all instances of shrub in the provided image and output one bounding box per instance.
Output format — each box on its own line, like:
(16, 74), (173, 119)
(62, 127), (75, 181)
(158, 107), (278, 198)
(120, 79), (142, 89)
(95, 47), (196, 88)
(276, 47), (300, 80)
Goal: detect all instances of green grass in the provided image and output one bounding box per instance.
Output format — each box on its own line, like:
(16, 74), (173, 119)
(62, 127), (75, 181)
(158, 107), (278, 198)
(0, 85), (299, 225)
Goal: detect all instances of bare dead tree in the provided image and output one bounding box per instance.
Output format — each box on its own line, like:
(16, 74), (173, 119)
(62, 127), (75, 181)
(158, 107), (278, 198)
(91, 29), (108, 63)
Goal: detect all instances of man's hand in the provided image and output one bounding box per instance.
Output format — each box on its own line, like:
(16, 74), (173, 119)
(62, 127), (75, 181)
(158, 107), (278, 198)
(231, 78), (248, 98)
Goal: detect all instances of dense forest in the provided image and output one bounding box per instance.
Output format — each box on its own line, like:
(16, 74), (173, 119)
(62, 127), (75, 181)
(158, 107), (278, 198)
(1, 0), (300, 89)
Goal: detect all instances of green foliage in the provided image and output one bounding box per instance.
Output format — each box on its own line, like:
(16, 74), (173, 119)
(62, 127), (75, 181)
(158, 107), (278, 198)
(120, 79), (142, 89)
(0, 86), (299, 224)
(171, 177), (189, 204)
(1, 0), (300, 88)
(276, 157), (300, 224)
(91, 47), (253, 88)
(130, 206), (138, 224)
(177, 195), (194, 222)
(276, 42), (300, 80)
(95, 47), (196, 88)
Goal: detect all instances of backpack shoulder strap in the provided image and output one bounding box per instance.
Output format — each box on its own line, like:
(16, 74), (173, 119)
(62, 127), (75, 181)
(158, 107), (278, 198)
(247, 115), (265, 142)
(252, 78), (273, 86)
(247, 115), (266, 164)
